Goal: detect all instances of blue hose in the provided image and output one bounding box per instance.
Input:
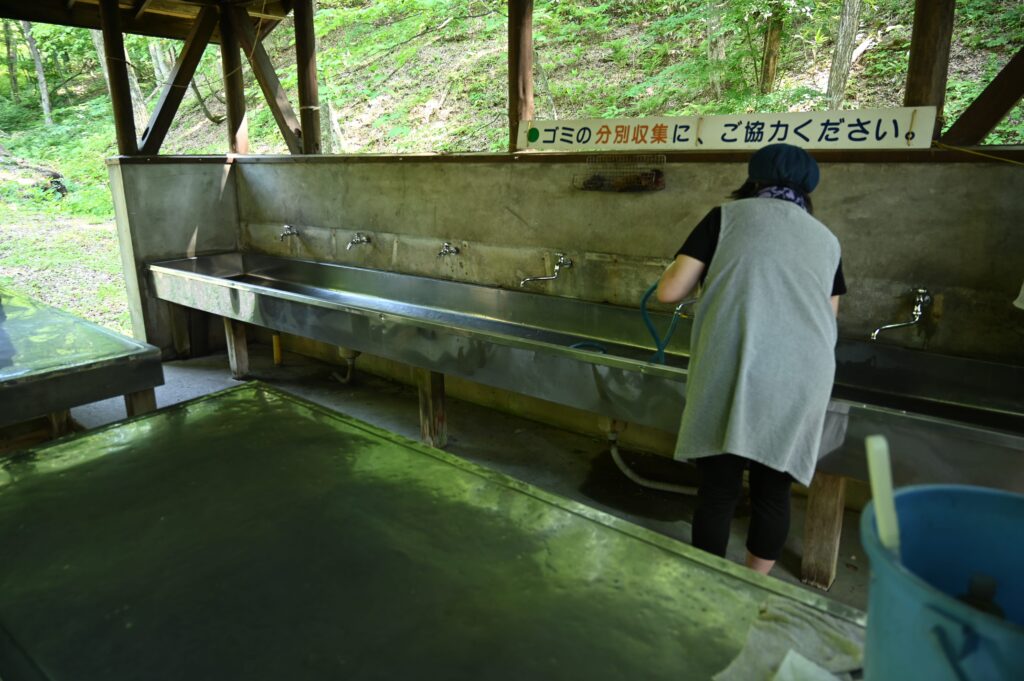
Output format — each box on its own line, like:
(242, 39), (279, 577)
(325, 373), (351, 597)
(641, 282), (681, 364)
(569, 341), (608, 353)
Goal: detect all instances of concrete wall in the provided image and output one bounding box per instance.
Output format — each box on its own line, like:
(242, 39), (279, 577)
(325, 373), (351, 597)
(109, 160), (239, 351)
(234, 157), (1024, 363)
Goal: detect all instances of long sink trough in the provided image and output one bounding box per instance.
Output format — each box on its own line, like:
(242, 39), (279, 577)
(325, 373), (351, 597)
(149, 252), (1024, 491)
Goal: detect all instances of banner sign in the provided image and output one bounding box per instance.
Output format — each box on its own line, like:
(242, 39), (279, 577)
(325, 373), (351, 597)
(517, 107), (935, 152)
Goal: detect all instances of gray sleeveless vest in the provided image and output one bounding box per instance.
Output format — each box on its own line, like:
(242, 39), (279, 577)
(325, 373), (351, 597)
(673, 198), (841, 485)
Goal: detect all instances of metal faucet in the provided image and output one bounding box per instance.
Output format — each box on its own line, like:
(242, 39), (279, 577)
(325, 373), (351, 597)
(346, 232), (371, 250)
(520, 253), (573, 287)
(675, 297), (699, 319)
(871, 287), (932, 340)
(438, 242), (460, 257)
(279, 224), (299, 241)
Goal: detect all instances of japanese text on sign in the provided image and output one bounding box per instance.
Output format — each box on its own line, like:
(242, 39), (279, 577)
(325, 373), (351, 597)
(517, 107), (935, 151)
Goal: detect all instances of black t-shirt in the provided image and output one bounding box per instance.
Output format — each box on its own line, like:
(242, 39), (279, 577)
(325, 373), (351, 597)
(675, 206), (847, 296)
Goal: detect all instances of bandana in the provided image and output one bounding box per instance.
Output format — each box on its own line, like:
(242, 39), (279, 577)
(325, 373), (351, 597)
(756, 185), (808, 211)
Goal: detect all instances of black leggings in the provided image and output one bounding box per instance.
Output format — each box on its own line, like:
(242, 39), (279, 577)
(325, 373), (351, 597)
(692, 454), (794, 561)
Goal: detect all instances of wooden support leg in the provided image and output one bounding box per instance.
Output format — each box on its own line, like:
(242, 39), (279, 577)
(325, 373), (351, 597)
(124, 389), (157, 418)
(222, 317), (250, 379)
(416, 368), (447, 448)
(170, 304), (191, 357)
(47, 410), (72, 438)
(801, 471), (848, 590)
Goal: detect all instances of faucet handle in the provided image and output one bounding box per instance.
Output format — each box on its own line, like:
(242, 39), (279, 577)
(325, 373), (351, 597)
(554, 253), (573, 268)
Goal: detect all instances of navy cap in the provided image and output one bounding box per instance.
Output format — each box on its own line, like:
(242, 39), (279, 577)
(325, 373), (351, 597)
(748, 143), (820, 193)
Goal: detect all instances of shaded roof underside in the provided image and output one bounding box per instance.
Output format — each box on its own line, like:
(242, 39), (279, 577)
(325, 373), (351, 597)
(0, 0), (292, 43)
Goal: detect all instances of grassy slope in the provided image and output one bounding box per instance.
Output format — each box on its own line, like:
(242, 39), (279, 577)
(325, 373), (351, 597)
(0, 0), (1020, 332)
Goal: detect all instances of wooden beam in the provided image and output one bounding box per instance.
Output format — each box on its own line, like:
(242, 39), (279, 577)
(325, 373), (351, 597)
(507, 0), (534, 152)
(293, 0), (321, 154)
(0, 0), (213, 42)
(941, 48), (1024, 146)
(220, 8), (249, 154)
(228, 6), (301, 154)
(98, 0), (138, 155)
(800, 472), (848, 590)
(133, 0), (156, 21)
(139, 6), (217, 155)
(153, 0), (290, 21)
(416, 368), (447, 448)
(904, 0), (955, 137)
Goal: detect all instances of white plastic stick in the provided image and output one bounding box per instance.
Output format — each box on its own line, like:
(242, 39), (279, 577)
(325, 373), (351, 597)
(866, 435), (901, 556)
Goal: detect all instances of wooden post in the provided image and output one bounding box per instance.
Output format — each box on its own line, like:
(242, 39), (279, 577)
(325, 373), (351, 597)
(293, 0), (321, 154)
(904, 0), (956, 137)
(220, 6), (249, 153)
(507, 0), (534, 152)
(801, 471), (848, 590)
(228, 6), (302, 154)
(416, 367), (447, 448)
(97, 0), (138, 155)
(170, 303), (192, 357)
(47, 410), (72, 438)
(139, 7), (217, 155)
(124, 389), (157, 417)
(222, 317), (250, 379)
(941, 47), (1024, 146)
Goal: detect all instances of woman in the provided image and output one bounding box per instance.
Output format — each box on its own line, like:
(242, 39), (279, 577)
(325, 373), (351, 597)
(656, 143), (846, 575)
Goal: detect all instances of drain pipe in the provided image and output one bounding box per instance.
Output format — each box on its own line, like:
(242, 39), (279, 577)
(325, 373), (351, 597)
(606, 424), (698, 496)
(332, 347), (360, 385)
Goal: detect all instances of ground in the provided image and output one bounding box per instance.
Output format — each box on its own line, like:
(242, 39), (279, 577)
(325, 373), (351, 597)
(0, 208), (129, 335)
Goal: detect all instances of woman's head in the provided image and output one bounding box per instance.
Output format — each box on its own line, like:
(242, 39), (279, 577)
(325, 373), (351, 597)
(731, 143), (819, 212)
(748, 143), (819, 193)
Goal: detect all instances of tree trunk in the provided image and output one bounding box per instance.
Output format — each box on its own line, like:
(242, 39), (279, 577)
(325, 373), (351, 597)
(189, 79), (225, 124)
(126, 57), (148, 132)
(90, 29), (111, 94)
(4, 20), (19, 102)
(826, 0), (863, 109)
(93, 30), (147, 133)
(148, 39), (169, 84)
(20, 21), (51, 125)
(706, 1), (726, 98)
(759, 15), (784, 94)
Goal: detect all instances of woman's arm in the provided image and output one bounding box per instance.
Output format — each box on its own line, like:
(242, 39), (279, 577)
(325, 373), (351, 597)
(656, 255), (706, 304)
(830, 295), (840, 317)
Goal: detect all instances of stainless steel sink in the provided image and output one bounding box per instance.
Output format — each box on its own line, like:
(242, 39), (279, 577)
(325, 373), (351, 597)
(151, 251), (691, 374)
(149, 251), (1024, 491)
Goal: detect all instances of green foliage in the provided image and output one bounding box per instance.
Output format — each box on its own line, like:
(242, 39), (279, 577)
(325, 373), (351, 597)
(0, 97), (37, 130)
(2, 95), (116, 218)
(958, 0), (1024, 50)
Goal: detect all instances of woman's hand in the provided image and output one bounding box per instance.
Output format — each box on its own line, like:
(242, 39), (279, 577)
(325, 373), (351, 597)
(656, 255), (706, 304)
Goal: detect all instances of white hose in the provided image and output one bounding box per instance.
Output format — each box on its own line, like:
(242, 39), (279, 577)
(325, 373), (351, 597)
(608, 433), (698, 496)
(331, 356), (356, 385)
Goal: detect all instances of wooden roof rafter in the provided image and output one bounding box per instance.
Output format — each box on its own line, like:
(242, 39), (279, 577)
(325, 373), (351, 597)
(0, 0), (290, 43)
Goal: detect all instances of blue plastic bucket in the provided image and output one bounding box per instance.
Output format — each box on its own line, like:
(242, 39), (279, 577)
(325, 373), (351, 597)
(861, 485), (1024, 680)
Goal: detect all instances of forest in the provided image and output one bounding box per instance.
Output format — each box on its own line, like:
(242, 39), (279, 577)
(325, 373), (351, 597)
(0, 0), (1021, 331)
